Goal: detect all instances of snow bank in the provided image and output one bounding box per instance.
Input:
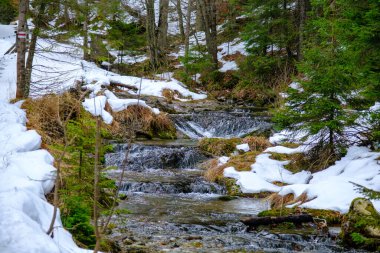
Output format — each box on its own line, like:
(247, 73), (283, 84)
(0, 101), (90, 253)
(224, 144), (380, 213)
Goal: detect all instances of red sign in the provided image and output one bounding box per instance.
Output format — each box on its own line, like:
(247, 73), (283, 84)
(18, 31), (26, 39)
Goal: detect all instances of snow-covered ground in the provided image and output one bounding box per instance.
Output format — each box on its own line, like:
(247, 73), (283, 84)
(0, 101), (90, 253)
(0, 27), (206, 101)
(224, 137), (380, 213)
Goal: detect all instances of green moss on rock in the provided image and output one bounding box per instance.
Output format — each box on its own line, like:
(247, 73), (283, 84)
(341, 198), (380, 251)
(198, 137), (241, 156)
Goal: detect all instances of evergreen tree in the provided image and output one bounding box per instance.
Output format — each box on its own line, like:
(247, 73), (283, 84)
(274, 0), (359, 158)
(0, 0), (16, 24)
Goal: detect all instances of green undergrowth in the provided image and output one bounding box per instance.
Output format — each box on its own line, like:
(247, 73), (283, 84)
(22, 94), (118, 249)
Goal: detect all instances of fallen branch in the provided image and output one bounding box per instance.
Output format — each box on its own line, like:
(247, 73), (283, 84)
(108, 81), (138, 91)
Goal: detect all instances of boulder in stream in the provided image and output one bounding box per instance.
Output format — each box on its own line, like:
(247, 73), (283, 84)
(341, 198), (380, 251)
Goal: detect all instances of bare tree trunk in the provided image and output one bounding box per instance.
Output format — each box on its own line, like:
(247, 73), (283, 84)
(16, 0), (28, 99)
(145, 0), (159, 69)
(175, 0), (185, 42)
(25, 2), (47, 97)
(83, 0), (90, 61)
(184, 0), (192, 57)
(196, 0), (218, 69)
(93, 117), (101, 253)
(157, 0), (169, 63)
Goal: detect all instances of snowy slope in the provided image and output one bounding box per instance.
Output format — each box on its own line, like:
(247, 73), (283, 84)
(0, 101), (91, 253)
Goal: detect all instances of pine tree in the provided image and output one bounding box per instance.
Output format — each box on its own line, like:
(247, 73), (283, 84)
(274, 0), (359, 158)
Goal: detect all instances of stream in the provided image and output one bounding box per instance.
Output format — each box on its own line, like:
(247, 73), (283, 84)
(105, 108), (362, 253)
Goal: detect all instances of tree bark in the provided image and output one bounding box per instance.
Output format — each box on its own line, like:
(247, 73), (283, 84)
(16, 0), (28, 99)
(157, 0), (169, 62)
(145, 0), (159, 69)
(93, 117), (101, 253)
(82, 0), (90, 61)
(175, 0), (185, 42)
(184, 0), (192, 57)
(25, 1), (47, 97)
(196, 0), (218, 69)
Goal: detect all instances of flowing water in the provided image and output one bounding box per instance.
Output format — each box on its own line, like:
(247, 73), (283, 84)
(171, 110), (272, 139)
(105, 110), (361, 253)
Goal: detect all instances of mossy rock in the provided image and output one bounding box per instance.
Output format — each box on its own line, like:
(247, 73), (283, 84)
(258, 208), (342, 225)
(341, 198), (380, 251)
(198, 137), (241, 156)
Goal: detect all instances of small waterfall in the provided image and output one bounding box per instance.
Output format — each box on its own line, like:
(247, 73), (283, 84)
(106, 143), (208, 172)
(171, 110), (272, 139)
(118, 179), (225, 194)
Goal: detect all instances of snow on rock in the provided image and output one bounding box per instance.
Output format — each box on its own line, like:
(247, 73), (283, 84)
(218, 156), (230, 165)
(107, 75), (207, 100)
(265, 145), (306, 154)
(224, 167), (280, 193)
(82, 95), (113, 124)
(82, 90), (161, 124)
(0, 101), (90, 253)
(236, 143), (250, 152)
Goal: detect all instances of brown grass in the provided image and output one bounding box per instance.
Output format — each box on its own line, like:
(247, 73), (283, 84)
(203, 159), (226, 182)
(198, 138), (241, 156)
(268, 192), (310, 209)
(243, 136), (271, 151)
(268, 193), (295, 209)
(203, 151), (259, 182)
(162, 88), (175, 102)
(110, 104), (176, 138)
(21, 93), (81, 144)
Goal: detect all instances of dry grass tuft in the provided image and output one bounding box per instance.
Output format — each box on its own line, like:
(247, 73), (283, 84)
(268, 192), (310, 209)
(111, 104), (176, 139)
(267, 193), (295, 209)
(22, 92), (81, 144)
(203, 159), (226, 182)
(243, 136), (271, 151)
(162, 88), (175, 102)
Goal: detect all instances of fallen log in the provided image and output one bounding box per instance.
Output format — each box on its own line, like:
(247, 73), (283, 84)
(241, 214), (314, 228)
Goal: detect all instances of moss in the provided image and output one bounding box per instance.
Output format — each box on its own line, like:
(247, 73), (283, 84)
(218, 178), (271, 198)
(225, 151), (260, 171)
(258, 208), (342, 225)
(220, 178), (242, 196)
(198, 137), (241, 156)
(341, 198), (380, 251)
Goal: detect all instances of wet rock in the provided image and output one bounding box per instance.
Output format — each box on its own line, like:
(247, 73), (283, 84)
(341, 198), (380, 251)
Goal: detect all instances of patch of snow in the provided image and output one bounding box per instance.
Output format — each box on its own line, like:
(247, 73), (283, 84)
(236, 143), (250, 152)
(224, 167), (280, 193)
(265, 145), (307, 154)
(370, 102), (380, 112)
(224, 144), (380, 213)
(218, 156), (230, 165)
(82, 96), (113, 124)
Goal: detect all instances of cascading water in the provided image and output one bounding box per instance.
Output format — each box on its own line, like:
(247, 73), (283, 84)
(105, 110), (362, 253)
(171, 110), (272, 138)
